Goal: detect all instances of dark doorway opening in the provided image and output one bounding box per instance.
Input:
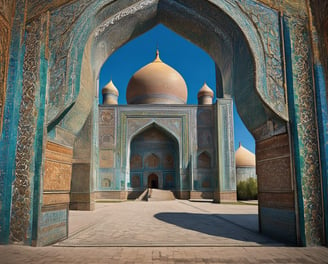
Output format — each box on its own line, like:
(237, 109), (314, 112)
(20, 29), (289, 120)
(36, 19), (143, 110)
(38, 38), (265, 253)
(148, 173), (159, 188)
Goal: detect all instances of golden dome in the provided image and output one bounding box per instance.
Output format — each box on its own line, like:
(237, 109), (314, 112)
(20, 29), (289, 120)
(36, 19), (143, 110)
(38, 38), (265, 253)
(102, 80), (119, 96)
(235, 143), (256, 167)
(126, 50), (188, 104)
(197, 82), (214, 98)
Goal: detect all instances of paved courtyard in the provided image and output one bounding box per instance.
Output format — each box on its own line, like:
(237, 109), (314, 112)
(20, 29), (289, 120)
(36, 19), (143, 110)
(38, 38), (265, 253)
(58, 200), (275, 247)
(1, 200), (328, 263)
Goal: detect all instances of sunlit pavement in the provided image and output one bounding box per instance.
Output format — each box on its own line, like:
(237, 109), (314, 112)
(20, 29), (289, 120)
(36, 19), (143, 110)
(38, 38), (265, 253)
(1, 200), (328, 263)
(58, 200), (274, 247)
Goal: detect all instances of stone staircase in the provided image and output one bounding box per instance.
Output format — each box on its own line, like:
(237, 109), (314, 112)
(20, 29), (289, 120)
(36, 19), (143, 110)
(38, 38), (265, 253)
(147, 189), (175, 201)
(136, 188), (149, 201)
(137, 189), (175, 201)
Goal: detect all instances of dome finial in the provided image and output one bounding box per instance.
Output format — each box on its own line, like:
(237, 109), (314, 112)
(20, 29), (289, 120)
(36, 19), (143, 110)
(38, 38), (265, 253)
(154, 48), (161, 62)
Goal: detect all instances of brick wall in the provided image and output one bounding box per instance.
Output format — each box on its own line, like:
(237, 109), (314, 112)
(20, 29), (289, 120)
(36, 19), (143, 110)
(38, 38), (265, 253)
(38, 141), (73, 245)
(256, 133), (297, 244)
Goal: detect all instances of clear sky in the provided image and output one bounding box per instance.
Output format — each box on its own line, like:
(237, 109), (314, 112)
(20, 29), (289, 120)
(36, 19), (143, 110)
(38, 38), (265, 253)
(99, 24), (255, 153)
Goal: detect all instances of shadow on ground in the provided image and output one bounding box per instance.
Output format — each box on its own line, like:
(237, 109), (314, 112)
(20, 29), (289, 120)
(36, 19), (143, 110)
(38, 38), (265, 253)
(154, 212), (276, 244)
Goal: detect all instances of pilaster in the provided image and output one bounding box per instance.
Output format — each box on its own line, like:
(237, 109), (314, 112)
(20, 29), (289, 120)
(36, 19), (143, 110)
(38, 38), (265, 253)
(10, 12), (48, 245)
(214, 99), (236, 202)
(284, 15), (323, 245)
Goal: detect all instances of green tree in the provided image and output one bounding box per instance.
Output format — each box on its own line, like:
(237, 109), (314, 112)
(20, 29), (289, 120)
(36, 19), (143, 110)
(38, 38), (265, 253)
(237, 178), (258, 200)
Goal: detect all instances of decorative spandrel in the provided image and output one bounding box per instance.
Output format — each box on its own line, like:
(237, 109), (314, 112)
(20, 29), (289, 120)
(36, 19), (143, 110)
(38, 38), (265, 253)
(127, 117), (182, 140)
(47, 0), (91, 123)
(238, 0), (287, 118)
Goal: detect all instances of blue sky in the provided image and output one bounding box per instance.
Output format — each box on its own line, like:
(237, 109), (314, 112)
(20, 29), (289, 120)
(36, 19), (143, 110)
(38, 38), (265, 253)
(99, 24), (255, 152)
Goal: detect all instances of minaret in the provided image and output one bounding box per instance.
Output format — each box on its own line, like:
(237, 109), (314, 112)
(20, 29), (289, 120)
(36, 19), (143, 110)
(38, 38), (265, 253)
(197, 82), (214, 105)
(102, 80), (119, 105)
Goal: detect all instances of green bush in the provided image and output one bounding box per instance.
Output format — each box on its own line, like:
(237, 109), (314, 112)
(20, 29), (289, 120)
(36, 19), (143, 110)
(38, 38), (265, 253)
(237, 178), (258, 200)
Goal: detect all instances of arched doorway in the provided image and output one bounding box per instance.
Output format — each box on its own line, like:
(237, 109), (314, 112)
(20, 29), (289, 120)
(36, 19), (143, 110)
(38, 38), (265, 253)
(148, 174), (159, 189)
(129, 125), (179, 191)
(2, 0), (325, 247)
(66, 1), (323, 245)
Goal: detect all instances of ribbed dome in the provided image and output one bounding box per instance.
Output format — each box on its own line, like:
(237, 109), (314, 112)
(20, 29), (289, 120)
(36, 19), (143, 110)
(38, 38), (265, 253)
(235, 143), (256, 167)
(102, 80), (119, 96)
(197, 82), (214, 98)
(126, 50), (188, 104)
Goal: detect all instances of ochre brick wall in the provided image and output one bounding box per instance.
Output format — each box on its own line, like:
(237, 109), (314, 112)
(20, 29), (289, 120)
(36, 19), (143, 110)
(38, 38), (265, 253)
(38, 141), (73, 245)
(256, 133), (294, 210)
(214, 191), (237, 203)
(43, 141), (73, 206)
(256, 133), (297, 243)
(95, 191), (128, 200)
(190, 191), (214, 199)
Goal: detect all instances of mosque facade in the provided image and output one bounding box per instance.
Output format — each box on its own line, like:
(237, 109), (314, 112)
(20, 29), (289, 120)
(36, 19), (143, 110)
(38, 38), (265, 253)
(95, 51), (236, 201)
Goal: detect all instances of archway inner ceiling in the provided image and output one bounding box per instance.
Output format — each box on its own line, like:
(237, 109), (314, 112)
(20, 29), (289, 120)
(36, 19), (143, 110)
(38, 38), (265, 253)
(47, 0), (288, 139)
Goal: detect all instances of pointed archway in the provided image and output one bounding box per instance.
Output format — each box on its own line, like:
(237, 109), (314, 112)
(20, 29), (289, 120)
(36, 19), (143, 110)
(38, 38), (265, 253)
(129, 124), (179, 191)
(2, 0), (325, 247)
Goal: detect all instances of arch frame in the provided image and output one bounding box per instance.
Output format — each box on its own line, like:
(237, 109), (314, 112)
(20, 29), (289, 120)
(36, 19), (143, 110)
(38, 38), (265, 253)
(127, 121), (182, 190)
(47, 0), (287, 137)
(0, 0), (325, 247)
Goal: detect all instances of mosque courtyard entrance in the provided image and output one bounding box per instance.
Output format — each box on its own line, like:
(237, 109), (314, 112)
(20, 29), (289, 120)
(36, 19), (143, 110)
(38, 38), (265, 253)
(0, 0), (326, 248)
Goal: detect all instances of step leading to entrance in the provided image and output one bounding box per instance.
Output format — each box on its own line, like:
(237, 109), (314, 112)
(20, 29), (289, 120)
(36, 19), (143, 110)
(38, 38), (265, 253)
(147, 189), (175, 201)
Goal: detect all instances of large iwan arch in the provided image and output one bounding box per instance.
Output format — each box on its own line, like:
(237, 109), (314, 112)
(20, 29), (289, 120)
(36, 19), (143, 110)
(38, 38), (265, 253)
(129, 123), (179, 191)
(0, 0), (327, 248)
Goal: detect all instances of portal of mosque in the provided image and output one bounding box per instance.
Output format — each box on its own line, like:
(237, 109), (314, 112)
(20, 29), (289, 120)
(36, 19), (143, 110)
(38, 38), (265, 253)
(0, 0), (327, 248)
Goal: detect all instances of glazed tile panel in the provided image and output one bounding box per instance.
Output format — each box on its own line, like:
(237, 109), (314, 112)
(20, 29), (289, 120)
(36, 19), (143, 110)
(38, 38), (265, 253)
(10, 19), (41, 243)
(285, 15), (323, 245)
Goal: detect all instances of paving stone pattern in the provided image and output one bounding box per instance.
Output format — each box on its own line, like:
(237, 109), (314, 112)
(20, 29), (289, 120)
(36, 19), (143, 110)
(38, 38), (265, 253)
(1, 201), (328, 263)
(58, 200), (274, 247)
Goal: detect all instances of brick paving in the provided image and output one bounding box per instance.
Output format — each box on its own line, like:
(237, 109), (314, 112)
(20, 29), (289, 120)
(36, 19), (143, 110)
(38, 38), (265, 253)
(57, 200), (275, 247)
(1, 200), (328, 263)
(1, 245), (328, 263)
